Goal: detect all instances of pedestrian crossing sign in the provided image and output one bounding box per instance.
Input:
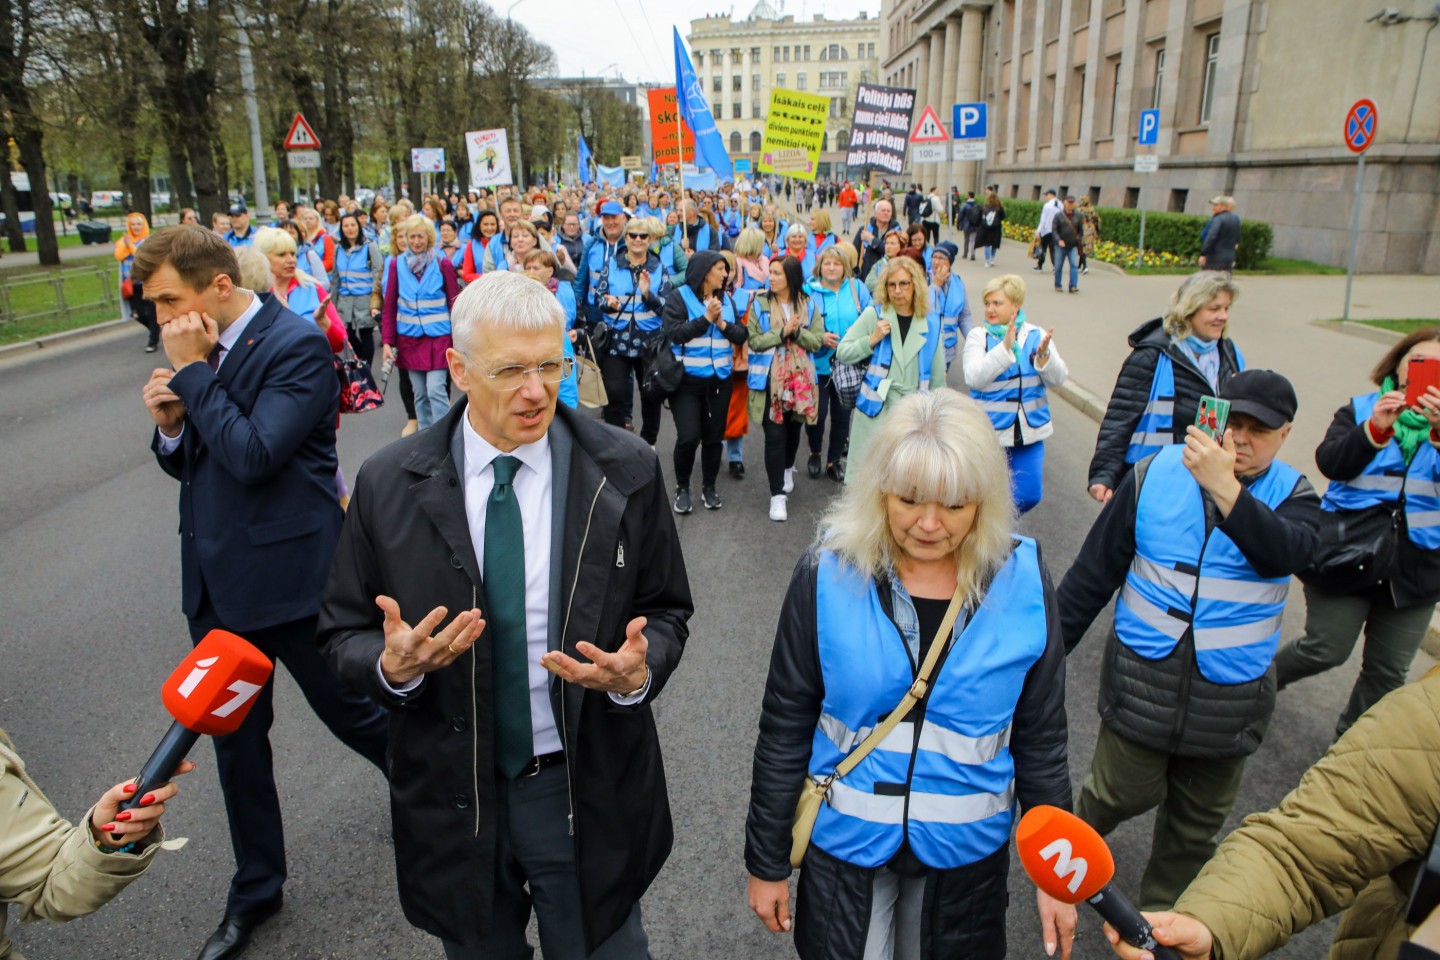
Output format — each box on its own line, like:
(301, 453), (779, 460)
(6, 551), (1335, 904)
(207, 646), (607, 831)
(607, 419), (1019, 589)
(909, 105), (949, 143)
(283, 113), (322, 150)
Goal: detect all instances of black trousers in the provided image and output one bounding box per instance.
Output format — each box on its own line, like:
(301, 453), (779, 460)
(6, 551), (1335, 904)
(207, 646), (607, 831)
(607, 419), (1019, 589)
(764, 416), (804, 495)
(129, 294), (159, 346)
(805, 374), (851, 465)
(348, 326), (375, 365)
(187, 608), (389, 915)
(923, 221), (939, 245)
(670, 374), (728, 489)
(1035, 233), (1054, 269)
(962, 228), (979, 258)
(600, 351), (662, 444)
(398, 363), (417, 419)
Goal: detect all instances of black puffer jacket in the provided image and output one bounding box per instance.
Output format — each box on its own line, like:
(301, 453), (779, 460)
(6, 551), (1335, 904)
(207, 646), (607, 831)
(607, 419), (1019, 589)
(1059, 454), (1321, 758)
(1088, 318), (1245, 492)
(746, 543), (1071, 959)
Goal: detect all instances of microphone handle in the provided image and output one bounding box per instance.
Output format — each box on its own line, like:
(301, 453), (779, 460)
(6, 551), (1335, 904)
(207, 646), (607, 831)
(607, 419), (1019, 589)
(117, 720), (200, 814)
(1087, 883), (1185, 960)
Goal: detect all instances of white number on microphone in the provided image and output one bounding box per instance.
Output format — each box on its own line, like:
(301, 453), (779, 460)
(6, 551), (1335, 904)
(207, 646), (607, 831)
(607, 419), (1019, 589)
(211, 680), (264, 718)
(177, 656), (220, 698)
(1038, 838), (1089, 894)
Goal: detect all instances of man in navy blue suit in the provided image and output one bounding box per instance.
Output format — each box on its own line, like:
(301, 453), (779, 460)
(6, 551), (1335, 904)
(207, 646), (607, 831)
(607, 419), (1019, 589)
(137, 226), (388, 960)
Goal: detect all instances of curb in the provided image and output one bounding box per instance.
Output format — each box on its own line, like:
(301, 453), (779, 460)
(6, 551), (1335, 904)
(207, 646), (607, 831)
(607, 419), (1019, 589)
(1050, 365), (1440, 660)
(0, 317), (127, 359)
(1312, 318), (1405, 345)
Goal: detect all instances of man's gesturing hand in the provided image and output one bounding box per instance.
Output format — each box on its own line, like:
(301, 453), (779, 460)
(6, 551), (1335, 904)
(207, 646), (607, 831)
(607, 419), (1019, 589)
(143, 368), (186, 437)
(542, 616), (649, 695)
(376, 595), (484, 686)
(162, 310), (220, 369)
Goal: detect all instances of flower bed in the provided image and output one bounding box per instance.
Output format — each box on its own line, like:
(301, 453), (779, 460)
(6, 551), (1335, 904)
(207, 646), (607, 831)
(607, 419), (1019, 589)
(999, 220), (1196, 269)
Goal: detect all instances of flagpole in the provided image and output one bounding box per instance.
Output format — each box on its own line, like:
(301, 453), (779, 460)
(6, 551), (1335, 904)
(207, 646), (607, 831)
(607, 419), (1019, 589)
(677, 100), (685, 199)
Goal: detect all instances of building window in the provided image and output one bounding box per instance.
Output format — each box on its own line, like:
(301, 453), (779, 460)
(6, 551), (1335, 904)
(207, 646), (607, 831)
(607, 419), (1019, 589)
(822, 132), (829, 150)
(751, 46), (761, 60)
(753, 101), (761, 118)
(783, 46), (790, 61)
(796, 72), (807, 90)
(732, 102), (741, 119)
(733, 75), (742, 92)
(1088, 186), (1101, 206)
(1169, 188), (1189, 213)
(1199, 32), (1220, 123)
(1152, 48), (1165, 110)
(837, 129), (849, 149)
(750, 131), (763, 151)
(829, 97), (848, 117)
(777, 72), (786, 87)
(712, 76), (722, 94)
(804, 45), (811, 60)
(866, 42), (876, 59)
(731, 130), (743, 153)
(752, 72), (760, 91)
(1109, 59), (1122, 134)
(732, 47), (741, 63)
(695, 51), (703, 67)
(1031, 184), (1042, 200)
(1124, 186), (1140, 208)
(821, 43), (847, 60)
(774, 46), (781, 61)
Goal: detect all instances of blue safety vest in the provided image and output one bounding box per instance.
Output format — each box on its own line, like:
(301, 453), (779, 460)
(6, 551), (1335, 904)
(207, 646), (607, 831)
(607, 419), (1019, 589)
(602, 254), (666, 334)
(971, 322), (1051, 433)
(807, 232), (838, 255)
(674, 221), (714, 253)
(335, 244), (374, 297)
(809, 539), (1046, 869)
(747, 295), (820, 391)
(671, 286), (736, 379)
(466, 236), (492, 275)
(1116, 446), (1302, 685)
(657, 239), (683, 285)
(855, 312), (942, 418)
(286, 280), (326, 322)
(1127, 344), (1246, 463)
(930, 276), (969, 364)
(585, 236), (623, 306)
(806, 277), (871, 377)
(225, 228), (254, 249)
(1320, 393), (1440, 549)
(555, 282), (577, 329)
(722, 209), (743, 237)
(394, 256), (451, 339)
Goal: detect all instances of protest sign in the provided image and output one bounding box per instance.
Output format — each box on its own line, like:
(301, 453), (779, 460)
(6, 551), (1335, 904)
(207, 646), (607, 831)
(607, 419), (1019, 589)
(845, 84), (916, 177)
(648, 87), (695, 165)
(466, 128), (512, 187)
(759, 88), (828, 181)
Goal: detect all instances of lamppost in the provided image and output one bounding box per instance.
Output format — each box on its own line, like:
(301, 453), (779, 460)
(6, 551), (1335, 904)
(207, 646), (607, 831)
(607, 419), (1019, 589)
(507, 0), (527, 190)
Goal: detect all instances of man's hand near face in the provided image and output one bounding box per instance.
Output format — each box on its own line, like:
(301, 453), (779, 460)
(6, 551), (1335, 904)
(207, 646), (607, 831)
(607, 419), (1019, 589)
(162, 311), (221, 370)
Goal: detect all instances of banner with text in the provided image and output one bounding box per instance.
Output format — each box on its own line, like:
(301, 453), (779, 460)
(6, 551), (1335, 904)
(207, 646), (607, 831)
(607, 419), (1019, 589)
(759, 88), (829, 181)
(466, 128), (513, 187)
(648, 87), (695, 165)
(846, 84), (916, 177)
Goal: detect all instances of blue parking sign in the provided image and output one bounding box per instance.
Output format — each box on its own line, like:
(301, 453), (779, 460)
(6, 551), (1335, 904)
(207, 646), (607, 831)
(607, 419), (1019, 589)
(1138, 109), (1160, 145)
(952, 103), (987, 140)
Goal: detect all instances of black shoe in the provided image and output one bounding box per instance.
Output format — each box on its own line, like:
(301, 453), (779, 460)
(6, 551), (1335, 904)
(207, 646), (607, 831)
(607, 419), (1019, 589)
(807, 452), (822, 478)
(729, 460), (745, 479)
(672, 488), (692, 514)
(196, 898), (282, 960)
(1032, 265), (1044, 272)
(701, 486), (723, 510)
(826, 461), (845, 483)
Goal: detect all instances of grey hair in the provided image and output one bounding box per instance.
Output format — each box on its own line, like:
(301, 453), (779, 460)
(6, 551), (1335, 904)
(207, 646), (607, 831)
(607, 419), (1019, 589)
(1163, 271), (1239, 339)
(236, 248), (273, 293)
(785, 223), (809, 245)
(451, 270), (563, 357)
(818, 389), (1016, 607)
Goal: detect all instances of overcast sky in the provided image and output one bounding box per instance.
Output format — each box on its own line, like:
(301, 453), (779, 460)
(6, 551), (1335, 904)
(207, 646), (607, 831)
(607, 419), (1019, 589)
(510, 0), (879, 83)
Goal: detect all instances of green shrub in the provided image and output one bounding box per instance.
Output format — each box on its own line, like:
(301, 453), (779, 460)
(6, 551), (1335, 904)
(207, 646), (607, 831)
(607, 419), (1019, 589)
(988, 197), (1273, 269)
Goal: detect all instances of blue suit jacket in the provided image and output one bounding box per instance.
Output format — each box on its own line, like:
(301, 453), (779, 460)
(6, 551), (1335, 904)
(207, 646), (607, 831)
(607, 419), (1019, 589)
(152, 295), (343, 631)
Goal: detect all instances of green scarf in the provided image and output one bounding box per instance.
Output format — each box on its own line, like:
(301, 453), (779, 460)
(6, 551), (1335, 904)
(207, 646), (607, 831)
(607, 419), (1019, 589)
(1381, 375), (1431, 464)
(986, 310), (1028, 365)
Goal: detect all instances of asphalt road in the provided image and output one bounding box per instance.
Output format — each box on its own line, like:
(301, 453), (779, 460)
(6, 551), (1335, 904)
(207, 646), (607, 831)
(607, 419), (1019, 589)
(2, 324), (1402, 960)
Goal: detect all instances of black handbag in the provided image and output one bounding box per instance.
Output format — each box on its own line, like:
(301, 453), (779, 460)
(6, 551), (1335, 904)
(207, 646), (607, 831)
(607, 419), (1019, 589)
(1301, 503), (1401, 592)
(640, 320), (685, 401)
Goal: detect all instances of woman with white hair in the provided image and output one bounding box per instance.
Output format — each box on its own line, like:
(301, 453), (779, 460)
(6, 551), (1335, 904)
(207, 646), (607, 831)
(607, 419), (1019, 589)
(782, 224), (816, 278)
(745, 388), (1074, 960)
(381, 214), (461, 430)
(252, 226), (346, 353)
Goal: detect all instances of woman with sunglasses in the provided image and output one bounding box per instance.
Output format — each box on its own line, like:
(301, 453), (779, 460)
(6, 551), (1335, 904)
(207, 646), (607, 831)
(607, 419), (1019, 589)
(596, 217), (671, 445)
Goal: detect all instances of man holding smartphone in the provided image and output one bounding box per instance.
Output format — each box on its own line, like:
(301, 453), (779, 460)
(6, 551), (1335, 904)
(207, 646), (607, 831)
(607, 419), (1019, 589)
(1057, 370), (1321, 911)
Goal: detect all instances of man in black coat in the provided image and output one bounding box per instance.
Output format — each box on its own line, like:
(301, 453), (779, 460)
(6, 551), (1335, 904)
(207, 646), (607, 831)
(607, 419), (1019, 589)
(318, 270), (693, 959)
(1199, 195), (1241, 271)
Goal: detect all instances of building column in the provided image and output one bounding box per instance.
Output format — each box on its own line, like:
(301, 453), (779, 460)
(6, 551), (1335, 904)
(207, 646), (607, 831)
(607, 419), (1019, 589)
(954, 6), (984, 193)
(1206, 0), (1257, 158)
(1076, 0), (1105, 159)
(1112, 0), (1143, 163)
(939, 16), (963, 194)
(923, 29), (946, 188)
(1004, 0), (1026, 168)
(1049, 0), (1075, 165)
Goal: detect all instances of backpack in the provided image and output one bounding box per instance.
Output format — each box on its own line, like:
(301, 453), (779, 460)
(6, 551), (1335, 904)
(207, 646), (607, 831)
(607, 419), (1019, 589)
(640, 318), (685, 400)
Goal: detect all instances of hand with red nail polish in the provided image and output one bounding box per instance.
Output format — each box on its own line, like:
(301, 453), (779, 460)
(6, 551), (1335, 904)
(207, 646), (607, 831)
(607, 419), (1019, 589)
(89, 759), (197, 846)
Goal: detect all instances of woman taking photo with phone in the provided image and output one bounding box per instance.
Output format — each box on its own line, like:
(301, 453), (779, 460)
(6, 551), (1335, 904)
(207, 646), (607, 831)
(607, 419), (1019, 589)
(1276, 328), (1440, 736)
(744, 388), (1074, 960)
(1088, 271), (1245, 504)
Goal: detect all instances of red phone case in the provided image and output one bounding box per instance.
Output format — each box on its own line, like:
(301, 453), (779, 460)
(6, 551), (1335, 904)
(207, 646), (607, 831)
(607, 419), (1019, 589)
(1407, 358), (1440, 407)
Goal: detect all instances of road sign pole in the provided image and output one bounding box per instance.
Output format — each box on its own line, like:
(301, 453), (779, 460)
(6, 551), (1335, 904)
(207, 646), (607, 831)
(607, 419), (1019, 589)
(1343, 153), (1366, 322)
(1137, 201), (1147, 270)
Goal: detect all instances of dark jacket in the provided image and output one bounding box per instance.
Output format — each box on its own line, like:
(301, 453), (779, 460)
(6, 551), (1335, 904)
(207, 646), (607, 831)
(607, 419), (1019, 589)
(852, 220), (898, 281)
(977, 202), (1005, 249)
(1200, 210), (1241, 268)
(746, 545), (1071, 958)
(903, 189), (923, 223)
(663, 249), (750, 353)
(1059, 453), (1321, 758)
(1303, 400), (1440, 607)
(152, 295), (342, 630)
(317, 401), (693, 950)
(1088, 317), (1245, 492)
(1053, 208), (1081, 249)
(957, 199), (980, 231)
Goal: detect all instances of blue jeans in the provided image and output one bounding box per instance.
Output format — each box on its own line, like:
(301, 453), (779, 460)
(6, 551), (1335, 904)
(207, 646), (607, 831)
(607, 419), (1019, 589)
(408, 368), (450, 429)
(1053, 243), (1079, 289)
(1006, 441), (1045, 513)
(726, 437), (744, 462)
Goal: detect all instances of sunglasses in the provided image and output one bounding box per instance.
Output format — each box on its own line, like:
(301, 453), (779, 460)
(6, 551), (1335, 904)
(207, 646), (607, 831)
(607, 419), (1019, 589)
(626, 232), (650, 240)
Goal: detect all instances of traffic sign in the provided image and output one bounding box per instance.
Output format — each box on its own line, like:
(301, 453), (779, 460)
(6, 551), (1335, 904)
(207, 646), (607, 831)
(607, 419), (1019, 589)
(1134, 155), (1159, 173)
(952, 103), (987, 140)
(1344, 98), (1378, 154)
(1138, 109), (1160, 145)
(952, 140), (987, 161)
(912, 143), (948, 163)
(286, 150), (321, 169)
(283, 113), (321, 150)
(910, 104), (949, 143)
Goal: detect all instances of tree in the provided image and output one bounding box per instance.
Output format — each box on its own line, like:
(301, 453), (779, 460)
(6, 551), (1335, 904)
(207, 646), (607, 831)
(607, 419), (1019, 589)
(0, 0), (60, 262)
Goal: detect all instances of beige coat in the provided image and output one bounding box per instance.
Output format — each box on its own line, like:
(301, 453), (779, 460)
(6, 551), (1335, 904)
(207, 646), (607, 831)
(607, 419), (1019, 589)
(1174, 668), (1440, 960)
(745, 292), (826, 424)
(0, 733), (165, 959)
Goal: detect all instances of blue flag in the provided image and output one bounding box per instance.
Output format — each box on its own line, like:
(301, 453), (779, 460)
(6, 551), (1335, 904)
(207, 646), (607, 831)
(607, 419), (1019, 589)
(576, 133), (593, 186)
(649, 160), (657, 183)
(596, 164), (626, 188)
(673, 27), (732, 180)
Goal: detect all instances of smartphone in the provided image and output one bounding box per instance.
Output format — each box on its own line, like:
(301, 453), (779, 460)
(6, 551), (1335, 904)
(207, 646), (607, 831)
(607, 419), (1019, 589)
(1195, 396), (1231, 441)
(1406, 356), (1440, 407)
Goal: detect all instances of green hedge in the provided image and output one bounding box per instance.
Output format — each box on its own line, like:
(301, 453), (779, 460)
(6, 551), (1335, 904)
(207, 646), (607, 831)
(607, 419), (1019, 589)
(997, 198), (1273, 269)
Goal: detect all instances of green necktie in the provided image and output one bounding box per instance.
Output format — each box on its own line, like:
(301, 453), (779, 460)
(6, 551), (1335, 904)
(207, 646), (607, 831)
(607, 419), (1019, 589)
(485, 455), (532, 778)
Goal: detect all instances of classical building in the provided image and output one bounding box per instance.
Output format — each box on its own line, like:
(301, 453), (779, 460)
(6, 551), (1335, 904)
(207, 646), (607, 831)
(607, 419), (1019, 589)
(879, 0), (1440, 272)
(688, 2), (882, 181)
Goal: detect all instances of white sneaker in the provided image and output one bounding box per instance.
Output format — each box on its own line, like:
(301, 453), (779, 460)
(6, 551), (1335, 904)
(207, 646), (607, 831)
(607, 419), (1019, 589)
(783, 467), (796, 494)
(769, 494), (788, 522)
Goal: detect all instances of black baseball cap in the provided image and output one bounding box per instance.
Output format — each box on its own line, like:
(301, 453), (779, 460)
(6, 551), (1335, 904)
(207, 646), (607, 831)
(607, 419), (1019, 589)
(1219, 370), (1298, 428)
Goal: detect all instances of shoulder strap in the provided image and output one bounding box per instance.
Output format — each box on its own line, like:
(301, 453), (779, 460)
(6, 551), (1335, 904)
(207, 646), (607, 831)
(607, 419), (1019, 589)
(828, 587), (963, 783)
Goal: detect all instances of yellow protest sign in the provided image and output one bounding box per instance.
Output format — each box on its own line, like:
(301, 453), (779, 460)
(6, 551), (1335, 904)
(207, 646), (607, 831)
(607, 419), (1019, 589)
(759, 88), (828, 182)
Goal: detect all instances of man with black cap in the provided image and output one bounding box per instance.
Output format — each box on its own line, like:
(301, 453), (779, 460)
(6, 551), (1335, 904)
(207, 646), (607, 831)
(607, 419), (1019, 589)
(1057, 369), (1321, 911)
(224, 204), (255, 248)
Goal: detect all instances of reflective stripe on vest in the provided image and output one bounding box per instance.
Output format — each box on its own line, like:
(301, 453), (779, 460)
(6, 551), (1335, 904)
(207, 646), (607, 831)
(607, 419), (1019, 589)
(671, 285), (735, 378)
(855, 313), (941, 418)
(336, 245), (373, 297)
(395, 257), (451, 339)
(602, 255), (665, 333)
(970, 323), (1050, 432)
(1127, 353), (1175, 463)
(747, 297), (820, 390)
(1115, 445), (1301, 684)
(1320, 393), (1440, 549)
(810, 539), (1046, 869)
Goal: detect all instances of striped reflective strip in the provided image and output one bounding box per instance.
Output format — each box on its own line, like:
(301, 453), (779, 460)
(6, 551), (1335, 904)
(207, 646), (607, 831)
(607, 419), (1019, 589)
(1129, 432), (1171, 448)
(1195, 613), (1284, 651)
(1197, 576), (1289, 605)
(976, 399), (1018, 413)
(827, 780), (1014, 826)
(1119, 583), (1189, 639)
(1406, 480), (1440, 500)
(1344, 474), (1405, 492)
(1144, 400), (1175, 417)
(399, 296), (447, 311)
(916, 723), (1012, 766)
(986, 376), (1022, 391)
(828, 780), (902, 823)
(1021, 396), (1049, 412)
(1132, 556), (1197, 595)
(1409, 509), (1440, 528)
(340, 270), (371, 280)
(817, 712), (873, 753)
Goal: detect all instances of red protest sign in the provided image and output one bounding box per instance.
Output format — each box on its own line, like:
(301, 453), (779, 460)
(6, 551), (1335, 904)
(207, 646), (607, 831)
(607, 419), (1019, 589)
(648, 88), (694, 165)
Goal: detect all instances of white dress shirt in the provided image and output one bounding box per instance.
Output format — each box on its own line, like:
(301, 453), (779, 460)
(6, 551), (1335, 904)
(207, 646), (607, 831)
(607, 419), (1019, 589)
(155, 291), (263, 455)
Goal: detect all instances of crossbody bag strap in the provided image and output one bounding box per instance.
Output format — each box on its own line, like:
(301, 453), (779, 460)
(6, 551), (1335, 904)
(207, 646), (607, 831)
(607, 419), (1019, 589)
(829, 586), (963, 782)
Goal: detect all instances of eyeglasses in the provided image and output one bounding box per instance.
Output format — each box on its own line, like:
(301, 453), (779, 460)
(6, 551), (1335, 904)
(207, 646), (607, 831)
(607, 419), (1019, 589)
(887, 280), (913, 289)
(626, 232), (650, 239)
(483, 357), (574, 391)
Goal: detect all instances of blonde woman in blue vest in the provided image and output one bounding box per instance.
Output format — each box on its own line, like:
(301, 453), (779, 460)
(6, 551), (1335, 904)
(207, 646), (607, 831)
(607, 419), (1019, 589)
(381, 214), (460, 430)
(747, 255), (825, 522)
(835, 257), (945, 486)
(964, 274), (1068, 513)
(804, 244), (871, 483)
(745, 388), (1074, 960)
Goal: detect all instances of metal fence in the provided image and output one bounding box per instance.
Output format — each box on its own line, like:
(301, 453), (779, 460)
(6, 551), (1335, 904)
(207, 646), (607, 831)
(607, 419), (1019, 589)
(0, 261), (120, 329)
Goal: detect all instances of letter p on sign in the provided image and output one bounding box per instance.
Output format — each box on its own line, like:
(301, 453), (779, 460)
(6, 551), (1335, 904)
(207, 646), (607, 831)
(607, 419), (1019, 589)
(952, 103), (987, 140)
(1139, 109), (1160, 145)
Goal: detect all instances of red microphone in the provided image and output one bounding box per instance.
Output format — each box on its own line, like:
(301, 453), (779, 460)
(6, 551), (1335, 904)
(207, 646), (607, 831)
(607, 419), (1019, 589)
(1017, 805), (1182, 960)
(117, 630), (273, 815)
